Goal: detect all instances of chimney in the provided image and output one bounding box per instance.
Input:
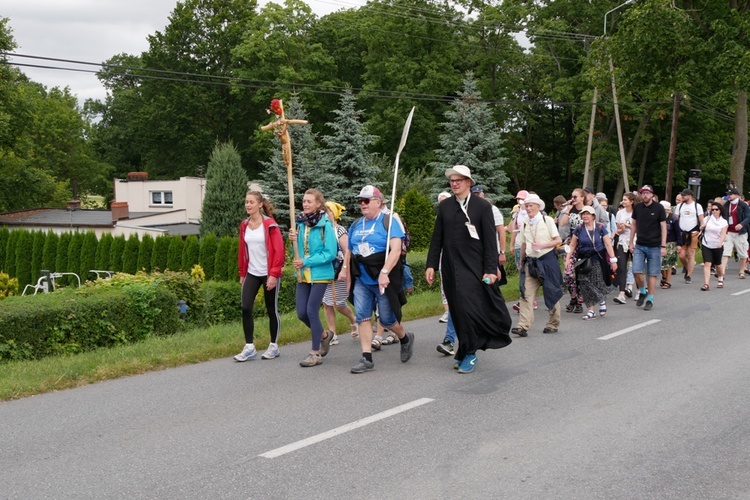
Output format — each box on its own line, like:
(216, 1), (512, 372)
(111, 201), (129, 222)
(67, 178), (81, 210)
(127, 172), (149, 182)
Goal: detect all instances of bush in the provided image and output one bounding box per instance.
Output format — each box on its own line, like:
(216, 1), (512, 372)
(137, 234), (154, 273)
(80, 232), (98, 280)
(41, 231), (58, 273)
(66, 232), (84, 283)
(0, 227), (8, 273)
(151, 235), (170, 272)
(396, 189), (435, 251)
(201, 280), (241, 325)
(0, 281), (181, 361)
(31, 231), (45, 285)
(109, 235), (126, 273)
(199, 233), (218, 279)
(166, 236), (184, 271)
(182, 235), (200, 272)
(96, 233), (113, 271)
(213, 236), (232, 281)
(4, 230), (19, 277)
(55, 233), (71, 277)
(122, 234), (140, 274)
(14, 230), (33, 291)
(0, 272), (18, 300)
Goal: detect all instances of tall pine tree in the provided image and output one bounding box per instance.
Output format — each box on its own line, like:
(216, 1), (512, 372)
(200, 141), (249, 238)
(137, 234), (154, 273)
(317, 88), (379, 222)
(95, 233), (113, 271)
(429, 73), (510, 203)
(30, 231), (45, 283)
(41, 231), (59, 272)
(80, 232), (98, 280)
(166, 236), (184, 271)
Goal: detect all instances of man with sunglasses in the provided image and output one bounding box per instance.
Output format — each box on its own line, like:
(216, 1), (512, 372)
(344, 185), (414, 374)
(426, 165), (512, 374)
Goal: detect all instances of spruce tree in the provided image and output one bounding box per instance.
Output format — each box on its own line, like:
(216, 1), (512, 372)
(31, 231), (45, 283)
(109, 235), (126, 273)
(428, 73), (510, 203)
(151, 235), (170, 272)
(166, 236), (184, 271)
(66, 232), (84, 283)
(213, 235), (232, 281)
(200, 141), (249, 238)
(96, 233), (113, 271)
(181, 235), (200, 272)
(4, 230), (19, 277)
(199, 233), (218, 279)
(80, 232), (98, 280)
(41, 231), (59, 272)
(259, 95), (319, 229)
(137, 234), (154, 273)
(122, 234), (140, 274)
(14, 230), (33, 290)
(318, 88), (380, 223)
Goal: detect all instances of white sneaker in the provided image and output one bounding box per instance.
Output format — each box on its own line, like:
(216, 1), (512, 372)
(261, 343), (280, 359)
(330, 333), (339, 345)
(438, 312), (449, 323)
(234, 344), (257, 362)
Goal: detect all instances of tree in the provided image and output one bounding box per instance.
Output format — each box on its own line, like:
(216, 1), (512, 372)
(30, 231), (45, 283)
(80, 232), (98, 280)
(0, 227), (8, 273)
(109, 235), (126, 273)
(200, 141), (248, 238)
(14, 230), (33, 290)
(199, 233), (218, 279)
(258, 95), (319, 228)
(213, 235), (232, 281)
(394, 189), (434, 251)
(151, 235), (170, 272)
(166, 236), (185, 271)
(55, 233), (71, 278)
(317, 88), (379, 220)
(66, 232), (84, 283)
(137, 234), (154, 273)
(95, 233), (113, 271)
(181, 235), (200, 272)
(429, 74), (510, 202)
(3, 229), (19, 276)
(228, 236), (239, 280)
(41, 231), (59, 272)
(122, 234), (140, 274)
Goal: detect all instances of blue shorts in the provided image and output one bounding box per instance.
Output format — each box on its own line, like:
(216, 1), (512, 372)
(632, 244), (662, 277)
(353, 280), (398, 327)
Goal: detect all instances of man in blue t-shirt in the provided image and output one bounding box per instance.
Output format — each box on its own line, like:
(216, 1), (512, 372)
(628, 185), (667, 311)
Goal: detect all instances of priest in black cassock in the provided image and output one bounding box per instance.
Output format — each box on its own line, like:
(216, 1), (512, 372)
(426, 165), (512, 374)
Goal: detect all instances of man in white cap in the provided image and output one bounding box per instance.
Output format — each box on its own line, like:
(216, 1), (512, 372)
(511, 194), (564, 337)
(426, 165), (512, 374)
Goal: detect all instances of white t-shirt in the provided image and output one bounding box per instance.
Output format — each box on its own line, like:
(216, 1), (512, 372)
(244, 225), (268, 276)
(615, 208), (633, 250)
(491, 205), (504, 251)
(513, 208), (529, 249)
(703, 215), (727, 249)
(677, 201), (704, 232)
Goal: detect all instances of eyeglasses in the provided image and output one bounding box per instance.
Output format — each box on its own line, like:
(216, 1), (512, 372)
(571, 196), (579, 199)
(358, 198), (372, 204)
(449, 178), (466, 185)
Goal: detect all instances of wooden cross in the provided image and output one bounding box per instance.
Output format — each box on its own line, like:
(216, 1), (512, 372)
(261, 99), (308, 281)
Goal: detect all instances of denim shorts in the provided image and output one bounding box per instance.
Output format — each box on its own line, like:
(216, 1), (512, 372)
(632, 244), (662, 277)
(353, 280), (398, 326)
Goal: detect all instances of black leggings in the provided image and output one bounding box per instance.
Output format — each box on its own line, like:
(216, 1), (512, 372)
(241, 274), (281, 344)
(615, 246), (630, 292)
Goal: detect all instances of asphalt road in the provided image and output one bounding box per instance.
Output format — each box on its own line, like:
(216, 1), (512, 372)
(2, 266), (750, 499)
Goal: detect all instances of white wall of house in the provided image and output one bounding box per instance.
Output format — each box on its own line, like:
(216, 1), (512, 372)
(114, 177), (205, 223)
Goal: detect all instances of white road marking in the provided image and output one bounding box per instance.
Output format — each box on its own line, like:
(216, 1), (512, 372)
(731, 289), (750, 296)
(259, 397), (435, 459)
(598, 319), (661, 340)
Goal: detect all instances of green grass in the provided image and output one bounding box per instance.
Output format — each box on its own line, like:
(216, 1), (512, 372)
(0, 277), (522, 401)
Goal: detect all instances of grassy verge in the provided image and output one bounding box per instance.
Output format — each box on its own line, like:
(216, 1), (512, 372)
(0, 278), (521, 401)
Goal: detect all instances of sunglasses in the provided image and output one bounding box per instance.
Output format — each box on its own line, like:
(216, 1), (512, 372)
(711, 208), (721, 212)
(571, 196), (579, 199)
(358, 198), (372, 204)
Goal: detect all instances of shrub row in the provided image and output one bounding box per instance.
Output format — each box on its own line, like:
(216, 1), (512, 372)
(0, 228), (241, 292)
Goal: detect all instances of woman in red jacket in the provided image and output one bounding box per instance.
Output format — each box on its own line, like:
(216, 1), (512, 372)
(235, 191), (286, 362)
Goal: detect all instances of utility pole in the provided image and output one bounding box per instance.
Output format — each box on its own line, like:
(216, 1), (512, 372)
(665, 91), (681, 202)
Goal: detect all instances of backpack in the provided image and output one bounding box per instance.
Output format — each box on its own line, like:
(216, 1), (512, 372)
(382, 213), (410, 256)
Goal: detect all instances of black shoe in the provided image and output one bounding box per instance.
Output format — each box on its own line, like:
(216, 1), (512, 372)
(542, 327), (558, 334)
(636, 294), (646, 307)
(573, 304), (583, 314)
(671, 266), (677, 275)
(685, 275), (692, 284)
(511, 327), (528, 337)
(644, 300), (654, 311)
(625, 287), (633, 298)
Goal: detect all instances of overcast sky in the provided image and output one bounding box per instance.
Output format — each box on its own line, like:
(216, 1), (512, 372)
(3, 0), (365, 105)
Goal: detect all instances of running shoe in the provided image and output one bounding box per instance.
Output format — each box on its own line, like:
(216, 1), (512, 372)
(350, 357), (374, 374)
(438, 311), (449, 323)
(299, 353), (322, 367)
(400, 332), (415, 363)
(234, 344), (257, 362)
(436, 340), (454, 356)
(457, 354), (477, 374)
(261, 344), (280, 360)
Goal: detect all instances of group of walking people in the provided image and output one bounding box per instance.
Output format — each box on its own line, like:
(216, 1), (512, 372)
(234, 185), (414, 374)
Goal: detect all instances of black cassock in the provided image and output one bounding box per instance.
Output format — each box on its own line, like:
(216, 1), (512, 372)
(426, 194), (512, 359)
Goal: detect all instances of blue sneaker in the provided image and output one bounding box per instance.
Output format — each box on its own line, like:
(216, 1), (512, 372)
(457, 354), (477, 374)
